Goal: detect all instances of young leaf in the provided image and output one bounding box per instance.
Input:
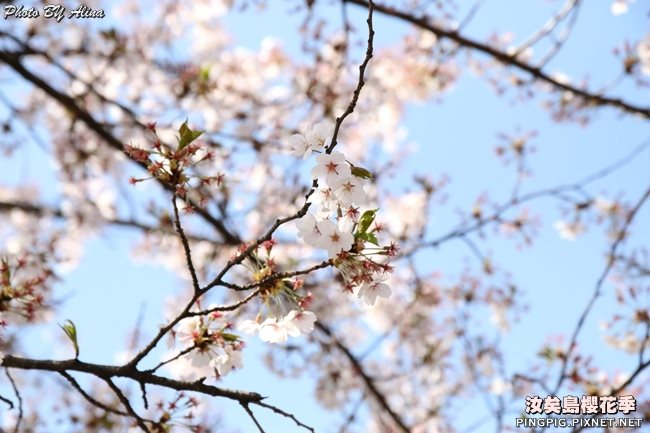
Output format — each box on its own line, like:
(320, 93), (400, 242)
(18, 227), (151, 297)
(357, 209), (378, 234)
(178, 120), (204, 150)
(351, 166), (374, 179)
(59, 319), (79, 358)
(356, 231), (379, 246)
(221, 332), (240, 342)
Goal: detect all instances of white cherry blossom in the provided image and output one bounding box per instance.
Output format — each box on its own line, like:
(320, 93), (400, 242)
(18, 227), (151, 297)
(296, 212), (323, 247)
(357, 275), (392, 306)
(311, 151), (351, 186)
(288, 133), (311, 159)
(238, 319), (261, 335)
(554, 220), (585, 241)
(317, 219), (354, 258)
(611, 0), (630, 15)
(176, 316), (202, 344)
(258, 318), (291, 343)
(307, 187), (338, 216)
(305, 120), (334, 150)
(283, 310), (317, 335)
(332, 175), (367, 207)
(210, 347), (243, 376)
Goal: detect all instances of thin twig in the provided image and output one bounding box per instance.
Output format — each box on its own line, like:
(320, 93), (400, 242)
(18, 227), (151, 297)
(172, 196), (201, 292)
(146, 345), (197, 373)
(5, 369), (22, 433)
(255, 400), (316, 433)
(0, 394), (13, 409)
(328, 0), (375, 154)
(345, 0), (650, 119)
(104, 378), (151, 433)
(58, 371), (128, 416)
(551, 185), (650, 396)
(241, 403), (266, 433)
(317, 321), (411, 432)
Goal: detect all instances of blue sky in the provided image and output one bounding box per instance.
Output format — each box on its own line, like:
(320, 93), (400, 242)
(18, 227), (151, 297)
(1, 1), (649, 432)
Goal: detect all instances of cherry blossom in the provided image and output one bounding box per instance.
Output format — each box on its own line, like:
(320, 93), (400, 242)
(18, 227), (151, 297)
(210, 347), (243, 376)
(258, 318), (291, 343)
(332, 175), (368, 207)
(554, 220), (585, 241)
(305, 121), (334, 150)
(311, 151), (352, 186)
(316, 219), (354, 258)
(288, 133), (311, 159)
(284, 310), (317, 335)
(356, 274), (392, 306)
(611, 0), (631, 15)
(296, 212), (323, 246)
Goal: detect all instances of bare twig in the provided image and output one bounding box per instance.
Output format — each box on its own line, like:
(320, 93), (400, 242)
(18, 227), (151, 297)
(241, 403), (266, 433)
(104, 378), (151, 433)
(550, 185), (650, 397)
(172, 196), (201, 292)
(58, 371), (128, 416)
(328, 0), (375, 154)
(0, 49), (241, 244)
(256, 400), (316, 433)
(346, 0), (650, 119)
(317, 321), (411, 433)
(2, 356), (264, 403)
(5, 369), (22, 433)
(0, 394), (13, 409)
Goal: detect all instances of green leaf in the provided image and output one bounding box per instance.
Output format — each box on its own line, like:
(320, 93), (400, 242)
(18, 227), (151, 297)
(221, 332), (240, 342)
(351, 166), (373, 179)
(59, 319), (79, 358)
(356, 231), (379, 246)
(199, 65), (210, 81)
(178, 120), (204, 150)
(357, 209), (378, 234)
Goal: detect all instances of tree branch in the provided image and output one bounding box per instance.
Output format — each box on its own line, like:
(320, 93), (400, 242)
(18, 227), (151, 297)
(0, 50), (241, 244)
(346, 0), (650, 119)
(316, 321), (412, 433)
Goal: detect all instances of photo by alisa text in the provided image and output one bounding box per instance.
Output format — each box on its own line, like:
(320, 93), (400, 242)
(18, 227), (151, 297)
(3, 4), (105, 22)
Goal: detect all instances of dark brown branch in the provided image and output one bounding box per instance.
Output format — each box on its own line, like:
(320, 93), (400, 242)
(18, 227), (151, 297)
(0, 50), (241, 245)
(407, 137), (650, 258)
(316, 321), (411, 433)
(0, 199), (218, 244)
(58, 371), (128, 416)
(569, 356), (650, 433)
(5, 368), (22, 433)
(2, 356), (263, 403)
(346, 0), (650, 119)
(327, 0), (375, 154)
(3, 355), (314, 433)
(241, 403), (266, 433)
(216, 260), (332, 292)
(172, 196), (201, 292)
(104, 377), (151, 433)
(551, 185), (650, 394)
(146, 345), (197, 374)
(0, 394), (13, 409)
(255, 401), (316, 433)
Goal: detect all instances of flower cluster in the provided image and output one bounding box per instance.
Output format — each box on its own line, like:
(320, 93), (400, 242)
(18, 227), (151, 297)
(146, 393), (203, 433)
(289, 121), (334, 159)
(166, 309), (243, 380)
(0, 255), (54, 329)
(125, 121), (225, 210)
(291, 121), (397, 306)
(234, 239), (318, 344)
(239, 309), (317, 344)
